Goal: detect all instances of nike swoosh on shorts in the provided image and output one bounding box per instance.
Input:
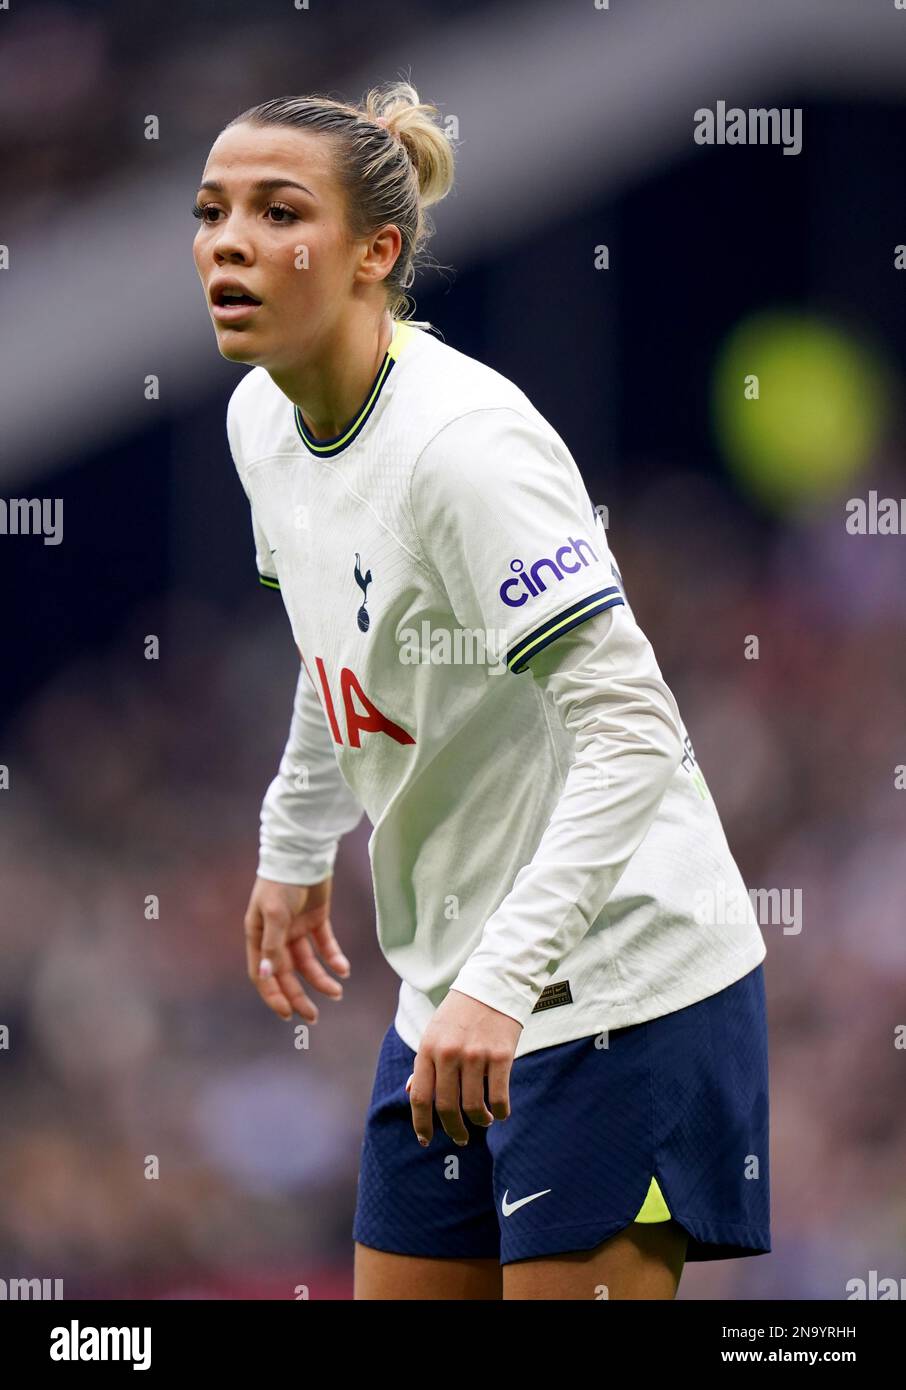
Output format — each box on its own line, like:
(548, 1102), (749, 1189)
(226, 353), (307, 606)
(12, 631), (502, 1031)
(501, 1188), (552, 1217)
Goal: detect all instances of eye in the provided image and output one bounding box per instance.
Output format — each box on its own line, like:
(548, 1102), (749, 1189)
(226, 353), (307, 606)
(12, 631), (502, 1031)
(191, 201), (298, 225)
(265, 203), (298, 223)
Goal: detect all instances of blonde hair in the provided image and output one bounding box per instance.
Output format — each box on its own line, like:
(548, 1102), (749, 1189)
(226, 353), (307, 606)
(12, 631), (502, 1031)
(226, 79), (456, 324)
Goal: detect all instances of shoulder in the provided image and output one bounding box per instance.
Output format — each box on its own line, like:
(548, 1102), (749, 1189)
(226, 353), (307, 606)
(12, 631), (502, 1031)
(226, 366), (294, 473)
(400, 334), (568, 490)
(409, 397), (582, 526)
(226, 363), (276, 423)
(400, 329), (554, 451)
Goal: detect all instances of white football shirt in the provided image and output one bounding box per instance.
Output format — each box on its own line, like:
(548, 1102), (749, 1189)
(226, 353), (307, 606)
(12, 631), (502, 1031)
(227, 319), (766, 1058)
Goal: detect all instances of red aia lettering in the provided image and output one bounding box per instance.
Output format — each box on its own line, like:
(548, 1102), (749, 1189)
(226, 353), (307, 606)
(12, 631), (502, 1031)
(313, 656), (414, 748)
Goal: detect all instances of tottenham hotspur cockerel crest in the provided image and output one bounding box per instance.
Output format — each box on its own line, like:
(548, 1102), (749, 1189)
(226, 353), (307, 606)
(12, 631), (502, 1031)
(354, 552), (372, 632)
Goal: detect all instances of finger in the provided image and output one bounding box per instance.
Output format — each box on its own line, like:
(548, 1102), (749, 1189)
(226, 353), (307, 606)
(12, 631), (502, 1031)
(259, 905), (293, 978)
(308, 916), (351, 978)
(460, 1052), (494, 1127)
(256, 972), (295, 1021)
(434, 1053), (469, 1146)
(486, 1051), (512, 1120)
(245, 906), (293, 1020)
(290, 934), (343, 1000)
(408, 1052), (436, 1147)
(275, 969), (319, 1024)
(244, 898), (264, 979)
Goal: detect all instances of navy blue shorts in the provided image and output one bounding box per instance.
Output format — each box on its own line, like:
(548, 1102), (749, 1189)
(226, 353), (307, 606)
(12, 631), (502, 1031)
(352, 964), (770, 1265)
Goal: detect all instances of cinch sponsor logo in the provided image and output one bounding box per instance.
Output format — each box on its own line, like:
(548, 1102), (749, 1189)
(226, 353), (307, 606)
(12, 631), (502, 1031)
(499, 536), (599, 607)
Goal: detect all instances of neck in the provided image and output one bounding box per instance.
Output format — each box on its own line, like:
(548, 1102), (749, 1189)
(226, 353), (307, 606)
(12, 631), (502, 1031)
(270, 308), (394, 441)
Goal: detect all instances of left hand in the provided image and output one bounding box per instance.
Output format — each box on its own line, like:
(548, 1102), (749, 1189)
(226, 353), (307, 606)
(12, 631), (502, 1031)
(406, 989), (523, 1147)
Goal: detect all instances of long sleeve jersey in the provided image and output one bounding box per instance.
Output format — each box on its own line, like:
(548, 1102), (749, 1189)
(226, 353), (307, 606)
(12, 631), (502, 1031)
(230, 319), (765, 1058)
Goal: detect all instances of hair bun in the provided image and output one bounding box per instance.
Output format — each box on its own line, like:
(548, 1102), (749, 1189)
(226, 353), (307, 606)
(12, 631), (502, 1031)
(364, 80), (455, 209)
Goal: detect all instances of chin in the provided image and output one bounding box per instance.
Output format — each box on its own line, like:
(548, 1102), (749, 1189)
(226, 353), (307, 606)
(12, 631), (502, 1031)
(217, 334), (265, 365)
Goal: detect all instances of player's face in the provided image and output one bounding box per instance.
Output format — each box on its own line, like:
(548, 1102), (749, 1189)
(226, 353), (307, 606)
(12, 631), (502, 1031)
(192, 123), (363, 369)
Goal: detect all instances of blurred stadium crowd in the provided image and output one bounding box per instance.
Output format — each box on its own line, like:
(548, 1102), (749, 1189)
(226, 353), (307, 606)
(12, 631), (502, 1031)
(0, 0), (487, 230)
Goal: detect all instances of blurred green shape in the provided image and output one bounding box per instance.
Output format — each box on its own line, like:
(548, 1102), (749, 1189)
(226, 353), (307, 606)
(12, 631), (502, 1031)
(711, 311), (891, 512)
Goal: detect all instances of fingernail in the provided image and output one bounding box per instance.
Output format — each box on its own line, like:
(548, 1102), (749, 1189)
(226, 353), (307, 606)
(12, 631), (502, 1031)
(418, 1137), (429, 1147)
(405, 1073), (414, 1093)
(258, 959), (273, 980)
(337, 957), (351, 974)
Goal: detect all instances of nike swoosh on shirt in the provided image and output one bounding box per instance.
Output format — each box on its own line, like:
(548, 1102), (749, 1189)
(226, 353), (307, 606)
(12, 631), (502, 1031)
(501, 1188), (552, 1217)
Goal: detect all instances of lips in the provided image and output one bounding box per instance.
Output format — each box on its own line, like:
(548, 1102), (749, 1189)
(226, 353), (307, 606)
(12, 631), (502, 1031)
(210, 279), (262, 307)
(212, 303), (261, 324)
(216, 290), (261, 307)
(209, 280), (263, 325)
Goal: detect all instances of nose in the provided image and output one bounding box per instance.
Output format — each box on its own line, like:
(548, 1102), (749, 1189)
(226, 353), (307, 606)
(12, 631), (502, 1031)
(210, 217), (253, 266)
(214, 241), (250, 265)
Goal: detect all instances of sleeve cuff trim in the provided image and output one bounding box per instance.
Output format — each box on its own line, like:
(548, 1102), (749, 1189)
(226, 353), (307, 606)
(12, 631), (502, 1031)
(507, 587), (624, 673)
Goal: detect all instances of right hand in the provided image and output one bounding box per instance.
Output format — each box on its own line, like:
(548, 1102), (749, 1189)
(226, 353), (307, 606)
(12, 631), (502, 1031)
(243, 875), (350, 1023)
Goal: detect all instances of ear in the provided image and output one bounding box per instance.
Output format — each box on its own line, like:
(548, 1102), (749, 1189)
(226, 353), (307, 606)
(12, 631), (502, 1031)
(355, 222), (402, 287)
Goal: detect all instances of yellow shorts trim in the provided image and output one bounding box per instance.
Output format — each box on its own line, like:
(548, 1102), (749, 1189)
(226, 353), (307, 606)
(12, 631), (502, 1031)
(633, 1175), (672, 1223)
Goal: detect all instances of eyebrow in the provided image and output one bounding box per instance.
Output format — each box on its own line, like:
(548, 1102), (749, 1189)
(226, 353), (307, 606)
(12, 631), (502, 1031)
(197, 177), (317, 199)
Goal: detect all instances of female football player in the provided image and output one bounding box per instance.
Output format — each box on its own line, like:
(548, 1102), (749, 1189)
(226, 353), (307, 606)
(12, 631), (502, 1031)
(193, 80), (770, 1301)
